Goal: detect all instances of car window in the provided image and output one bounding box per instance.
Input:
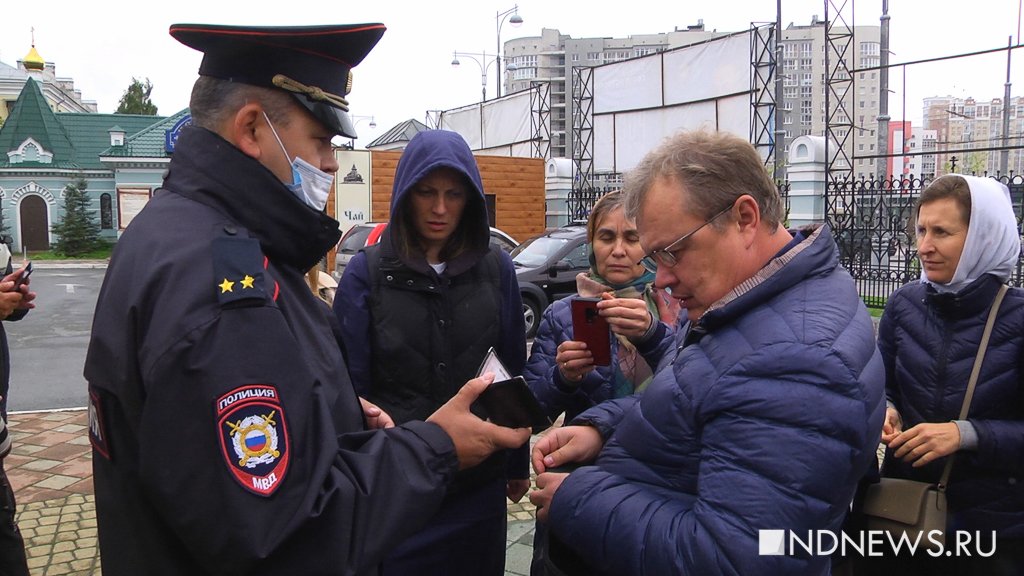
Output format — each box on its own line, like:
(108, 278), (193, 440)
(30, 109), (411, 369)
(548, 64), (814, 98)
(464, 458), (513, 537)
(562, 242), (591, 268)
(490, 234), (518, 254)
(339, 227), (373, 251)
(512, 236), (571, 267)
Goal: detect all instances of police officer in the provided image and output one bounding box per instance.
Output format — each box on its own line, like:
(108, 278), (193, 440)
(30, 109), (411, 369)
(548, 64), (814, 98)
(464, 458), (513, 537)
(84, 23), (529, 576)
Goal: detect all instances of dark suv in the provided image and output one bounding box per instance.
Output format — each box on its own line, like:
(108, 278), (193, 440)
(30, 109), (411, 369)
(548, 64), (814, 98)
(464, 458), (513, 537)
(511, 223), (590, 338)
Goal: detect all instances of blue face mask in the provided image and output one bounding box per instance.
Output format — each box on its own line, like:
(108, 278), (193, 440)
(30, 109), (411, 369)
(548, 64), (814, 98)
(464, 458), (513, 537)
(263, 111), (335, 212)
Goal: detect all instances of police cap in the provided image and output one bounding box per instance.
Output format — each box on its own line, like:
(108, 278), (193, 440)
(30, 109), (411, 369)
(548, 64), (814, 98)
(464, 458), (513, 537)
(169, 23), (386, 138)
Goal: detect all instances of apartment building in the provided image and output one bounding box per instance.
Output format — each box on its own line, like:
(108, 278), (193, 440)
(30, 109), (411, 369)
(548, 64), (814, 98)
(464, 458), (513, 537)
(888, 121), (938, 180)
(503, 17), (882, 180)
(503, 21), (723, 161)
(922, 95), (1024, 176)
(778, 17), (881, 179)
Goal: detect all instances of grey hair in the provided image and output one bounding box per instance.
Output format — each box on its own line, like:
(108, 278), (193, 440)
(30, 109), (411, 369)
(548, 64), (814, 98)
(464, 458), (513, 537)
(623, 130), (782, 228)
(188, 76), (296, 130)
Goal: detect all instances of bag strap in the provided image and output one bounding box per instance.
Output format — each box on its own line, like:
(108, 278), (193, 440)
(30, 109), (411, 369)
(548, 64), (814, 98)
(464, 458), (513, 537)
(938, 283), (1008, 490)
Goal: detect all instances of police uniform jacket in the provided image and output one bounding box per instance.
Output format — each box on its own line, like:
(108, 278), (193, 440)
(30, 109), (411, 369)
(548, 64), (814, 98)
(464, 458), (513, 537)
(85, 126), (458, 576)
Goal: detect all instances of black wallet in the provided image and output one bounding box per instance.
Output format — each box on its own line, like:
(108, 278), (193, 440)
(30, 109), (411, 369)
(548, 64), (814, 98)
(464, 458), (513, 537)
(474, 375), (552, 433)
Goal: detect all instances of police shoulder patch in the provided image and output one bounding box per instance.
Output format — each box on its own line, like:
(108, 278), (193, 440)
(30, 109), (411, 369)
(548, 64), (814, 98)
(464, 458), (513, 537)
(88, 387), (111, 461)
(212, 236), (268, 306)
(216, 384), (289, 496)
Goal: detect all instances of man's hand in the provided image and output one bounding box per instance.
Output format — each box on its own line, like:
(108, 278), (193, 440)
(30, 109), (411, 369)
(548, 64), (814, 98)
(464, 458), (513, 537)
(427, 374), (531, 470)
(531, 425), (603, 474)
(598, 293), (653, 339)
(529, 472), (569, 523)
(507, 478), (530, 503)
(359, 397), (394, 429)
(889, 422), (960, 467)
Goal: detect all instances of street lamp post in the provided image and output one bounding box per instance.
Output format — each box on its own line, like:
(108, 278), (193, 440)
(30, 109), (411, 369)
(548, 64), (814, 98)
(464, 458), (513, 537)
(495, 5), (523, 99)
(347, 115), (376, 149)
(452, 51), (495, 102)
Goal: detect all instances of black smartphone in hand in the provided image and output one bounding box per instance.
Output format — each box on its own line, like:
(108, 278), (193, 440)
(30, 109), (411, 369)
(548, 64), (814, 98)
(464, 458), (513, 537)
(12, 261), (32, 290)
(570, 297), (611, 366)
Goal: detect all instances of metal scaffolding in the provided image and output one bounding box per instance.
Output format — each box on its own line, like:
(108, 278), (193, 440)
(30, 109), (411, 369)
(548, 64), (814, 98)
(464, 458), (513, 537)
(824, 0), (856, 186)
(530, 81), (551, 160)
(569, 65), (595, 218)
(750, 22), (778, 169)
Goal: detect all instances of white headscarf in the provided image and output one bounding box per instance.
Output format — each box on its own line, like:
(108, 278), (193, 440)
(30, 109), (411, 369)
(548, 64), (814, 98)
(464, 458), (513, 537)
(921, 174), (1021, 293)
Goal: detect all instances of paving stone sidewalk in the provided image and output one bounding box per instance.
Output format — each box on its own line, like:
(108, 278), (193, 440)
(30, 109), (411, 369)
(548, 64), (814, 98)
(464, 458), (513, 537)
(6, 409), (541, 576)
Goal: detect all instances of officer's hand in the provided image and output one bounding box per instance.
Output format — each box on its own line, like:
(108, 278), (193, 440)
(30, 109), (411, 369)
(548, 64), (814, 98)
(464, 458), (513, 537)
(359, 397), (394, 429)
(427, 373), (531, 470)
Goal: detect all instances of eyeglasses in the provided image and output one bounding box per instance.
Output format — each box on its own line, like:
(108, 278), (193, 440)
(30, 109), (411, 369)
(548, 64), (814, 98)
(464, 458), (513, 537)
(638, 205), (733, 273)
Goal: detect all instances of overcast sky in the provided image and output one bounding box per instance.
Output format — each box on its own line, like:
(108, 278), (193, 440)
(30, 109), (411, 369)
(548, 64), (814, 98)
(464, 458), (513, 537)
(2, 0), (1022, 145)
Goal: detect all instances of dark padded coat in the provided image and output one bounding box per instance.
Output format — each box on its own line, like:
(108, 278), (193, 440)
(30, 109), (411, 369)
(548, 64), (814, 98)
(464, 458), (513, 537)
(879, 274), (1024, 537)
(547, 226), (885, 576)
(85, 127), (458, 576)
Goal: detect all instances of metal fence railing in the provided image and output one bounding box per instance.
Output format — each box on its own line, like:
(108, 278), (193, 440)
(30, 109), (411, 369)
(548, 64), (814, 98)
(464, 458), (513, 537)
(826, 173), (1024, 307)
(568, 173), (1024, 308)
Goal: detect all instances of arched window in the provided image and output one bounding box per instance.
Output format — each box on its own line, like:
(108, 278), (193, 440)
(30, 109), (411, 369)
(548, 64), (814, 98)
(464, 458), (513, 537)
(100, 193), (113, 230)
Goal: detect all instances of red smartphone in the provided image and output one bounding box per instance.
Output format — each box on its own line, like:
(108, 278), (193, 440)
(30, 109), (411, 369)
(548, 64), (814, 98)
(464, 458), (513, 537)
(570, 297), (611, 366)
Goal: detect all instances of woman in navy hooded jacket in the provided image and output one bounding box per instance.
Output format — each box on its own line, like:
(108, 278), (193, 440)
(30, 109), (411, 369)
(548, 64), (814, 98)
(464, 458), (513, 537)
(876, 174), (1024, 574)
(334, 129), (528, 576)
(524, 190), (680, 426)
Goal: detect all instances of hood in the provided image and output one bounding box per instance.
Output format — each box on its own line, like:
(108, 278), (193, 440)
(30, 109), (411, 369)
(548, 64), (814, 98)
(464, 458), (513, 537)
(385, 130), (490, 273)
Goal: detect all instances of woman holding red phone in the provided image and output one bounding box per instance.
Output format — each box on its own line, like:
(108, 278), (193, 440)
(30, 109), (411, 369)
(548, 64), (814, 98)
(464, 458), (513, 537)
(523, 190), (679, 576)
(524, 190), (680, 424)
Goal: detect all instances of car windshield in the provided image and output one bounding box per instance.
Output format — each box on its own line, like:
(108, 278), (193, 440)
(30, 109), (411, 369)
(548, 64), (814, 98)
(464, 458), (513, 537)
(339, 227), (373, 252)
(512, 236), (571, 267)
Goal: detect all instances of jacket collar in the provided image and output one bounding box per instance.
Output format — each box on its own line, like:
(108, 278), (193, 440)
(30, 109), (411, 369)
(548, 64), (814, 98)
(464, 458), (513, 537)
(925, 274), (1005, 318)
(698, 225), (837, 333)
(161, 127), (341, 272)
(377, 231), (487, 278)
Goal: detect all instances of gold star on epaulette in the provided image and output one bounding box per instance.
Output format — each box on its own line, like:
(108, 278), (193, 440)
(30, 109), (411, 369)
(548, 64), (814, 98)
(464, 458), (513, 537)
(240, 275), (255, 289)
(219, 278), (235, 293)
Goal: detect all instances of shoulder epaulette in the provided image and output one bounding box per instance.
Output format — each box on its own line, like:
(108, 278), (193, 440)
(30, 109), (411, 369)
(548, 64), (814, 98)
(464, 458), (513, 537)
(212, 236), (268, 306)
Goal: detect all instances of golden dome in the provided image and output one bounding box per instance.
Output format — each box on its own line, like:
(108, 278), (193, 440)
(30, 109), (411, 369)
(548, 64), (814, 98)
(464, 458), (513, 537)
(23, 45), (44, 71)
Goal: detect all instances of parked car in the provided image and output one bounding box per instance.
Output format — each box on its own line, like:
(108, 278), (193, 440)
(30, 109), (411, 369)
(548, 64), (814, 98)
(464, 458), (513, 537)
(334, 222), (519, 279)
(334, 222), (388, 278)
(511, 223), (590, 338)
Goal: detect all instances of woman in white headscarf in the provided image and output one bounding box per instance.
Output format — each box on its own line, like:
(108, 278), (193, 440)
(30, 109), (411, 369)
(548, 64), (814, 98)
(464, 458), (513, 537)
(875, 174), (1024, 574)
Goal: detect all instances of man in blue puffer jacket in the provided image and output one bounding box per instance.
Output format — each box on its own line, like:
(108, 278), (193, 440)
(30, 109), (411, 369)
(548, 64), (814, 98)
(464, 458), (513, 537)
(529, 130), (886, 576)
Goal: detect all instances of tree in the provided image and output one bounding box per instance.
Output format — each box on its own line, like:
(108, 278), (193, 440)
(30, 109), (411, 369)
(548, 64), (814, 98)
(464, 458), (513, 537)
(115, 77), (158, 115)
(51, 177), (101, 256)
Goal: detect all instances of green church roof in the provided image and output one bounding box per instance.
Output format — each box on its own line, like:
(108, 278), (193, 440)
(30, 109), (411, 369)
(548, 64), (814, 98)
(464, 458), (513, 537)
(0, 77), (166, 170)
(60, 113), (163, 167)
(100, 108), (190, 158)
(0, 77), (77, 168)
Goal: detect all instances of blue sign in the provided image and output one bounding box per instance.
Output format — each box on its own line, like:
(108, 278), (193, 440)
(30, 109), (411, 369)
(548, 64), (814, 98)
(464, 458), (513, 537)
(165, 114), (193, 153)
